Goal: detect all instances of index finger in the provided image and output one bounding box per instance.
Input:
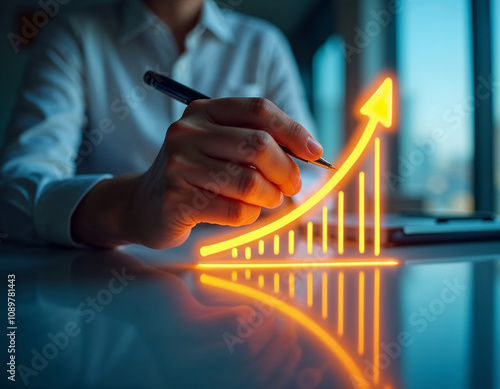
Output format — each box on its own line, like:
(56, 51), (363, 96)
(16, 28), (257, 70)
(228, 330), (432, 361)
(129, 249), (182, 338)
(191, 98), (324, 161)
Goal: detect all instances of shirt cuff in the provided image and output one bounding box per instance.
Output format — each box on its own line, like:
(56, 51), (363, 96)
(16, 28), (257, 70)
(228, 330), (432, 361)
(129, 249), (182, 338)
(34, 175), (112, 247)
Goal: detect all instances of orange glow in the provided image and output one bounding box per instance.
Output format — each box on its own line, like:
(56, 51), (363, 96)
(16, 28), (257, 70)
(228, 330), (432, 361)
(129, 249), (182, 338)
(199, 274), (368, 387)
(231, 271), (237, 281)
(359, 172), (365, 254)
(307, 221), (313, 255)
(245, 269), (251, 280)
(288, 230), (294, 255)
(274, 235), (280, 255)
(245, 247), (251, 260)
(196, 259), (399, 270)
(289, 273), (295, 297)
(258, 274), (264, 288)
(338, 191), (344, 255)
(374, 269), (381, 384)
(199, 77), (394, 257)
(258, 240), (264, 255)
(307, 272), (313, 307)
(322, 206), (328, 253)
(338, 272), (344, 336)
(274, 273), (280, 293)
(358, 272), (365, 355)
(322, 272), (328, 319)
(231, 248), (238, 259)
(374, 137), (381, 256)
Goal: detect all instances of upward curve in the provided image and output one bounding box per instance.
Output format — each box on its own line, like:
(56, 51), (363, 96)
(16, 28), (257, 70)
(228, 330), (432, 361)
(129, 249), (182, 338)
(199, 78), (394, 257)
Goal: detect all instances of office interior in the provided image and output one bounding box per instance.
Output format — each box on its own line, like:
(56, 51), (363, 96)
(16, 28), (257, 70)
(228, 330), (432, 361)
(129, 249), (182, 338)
(1, 0), (500, 389)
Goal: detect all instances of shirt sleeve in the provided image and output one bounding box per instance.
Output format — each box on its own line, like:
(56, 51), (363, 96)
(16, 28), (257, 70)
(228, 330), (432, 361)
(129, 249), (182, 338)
(0, 20), (111, 247)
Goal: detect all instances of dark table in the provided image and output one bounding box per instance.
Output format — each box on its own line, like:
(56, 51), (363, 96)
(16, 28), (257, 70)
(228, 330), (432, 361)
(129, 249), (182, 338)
(2, 226), (500, 389)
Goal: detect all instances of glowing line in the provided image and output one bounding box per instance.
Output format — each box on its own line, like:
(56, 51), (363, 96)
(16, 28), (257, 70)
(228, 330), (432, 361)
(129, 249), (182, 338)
(258, 274), (264, 288)
(359, 172), (365, 254)
(245, 269), (251, 280)
(338, 191), (344, 255)
(199, 78), (393, 257)
(307, 272), (313, 307)
(197, 259), (399, 270)
(307, 221), (313, 255)
(288, 230), (294, 255)
(358, 271), (365, 355)
(231, 271), (237, 281)
(322, 272), (328, 319)
(274, 235), (280, 255)
(232, 248), (238, 258)
(374, 269), (380, 384)
(245, 247), (251, 260)
(375, 137), (381, 256)
(338, 272), (344, 336)
(274, 273), (280, 293)
(199, 274), (368, 387)
(322, 206), (328, 253)
(289, 273), (295, 297)
(258, 240), (264, 255)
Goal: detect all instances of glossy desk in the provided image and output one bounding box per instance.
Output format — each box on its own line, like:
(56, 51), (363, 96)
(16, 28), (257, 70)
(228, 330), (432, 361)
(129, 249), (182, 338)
(2, 227), (499, 389)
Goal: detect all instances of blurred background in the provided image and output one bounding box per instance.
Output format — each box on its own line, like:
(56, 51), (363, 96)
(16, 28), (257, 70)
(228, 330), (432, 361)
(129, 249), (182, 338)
(0, 0), (498, 215)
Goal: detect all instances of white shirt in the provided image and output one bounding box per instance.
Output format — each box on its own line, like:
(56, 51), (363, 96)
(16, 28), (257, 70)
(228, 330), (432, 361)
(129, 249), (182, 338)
(0, 0), (317, 246)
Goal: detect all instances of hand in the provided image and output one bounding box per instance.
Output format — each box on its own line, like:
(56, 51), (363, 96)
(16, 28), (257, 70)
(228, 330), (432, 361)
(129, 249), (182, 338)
(72, 98), (324, 248)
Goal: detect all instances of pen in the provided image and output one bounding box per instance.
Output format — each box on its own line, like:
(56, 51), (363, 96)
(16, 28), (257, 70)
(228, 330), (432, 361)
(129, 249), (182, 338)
(143, 70), (335, 170)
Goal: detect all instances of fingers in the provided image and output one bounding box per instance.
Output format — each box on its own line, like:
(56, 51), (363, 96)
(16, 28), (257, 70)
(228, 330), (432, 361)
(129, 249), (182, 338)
(189, 98), (324, 161)
(177, 155), (285, 208)
(194, 125), (302, 197)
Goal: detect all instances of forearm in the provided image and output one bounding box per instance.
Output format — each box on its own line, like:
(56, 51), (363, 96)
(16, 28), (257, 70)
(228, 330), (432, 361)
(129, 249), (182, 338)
(71, 174), (140, 248)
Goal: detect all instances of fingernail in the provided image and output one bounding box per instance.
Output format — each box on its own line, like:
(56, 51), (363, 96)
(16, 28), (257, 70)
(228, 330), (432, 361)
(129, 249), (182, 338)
(306, 137), (323, 157)
(292, 175), (302, 193)
(277, 192), (284, 206)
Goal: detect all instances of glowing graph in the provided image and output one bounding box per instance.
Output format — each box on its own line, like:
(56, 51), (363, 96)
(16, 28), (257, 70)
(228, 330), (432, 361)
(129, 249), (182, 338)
(199, 77), (394, 259)
(198, 264), (395, 388)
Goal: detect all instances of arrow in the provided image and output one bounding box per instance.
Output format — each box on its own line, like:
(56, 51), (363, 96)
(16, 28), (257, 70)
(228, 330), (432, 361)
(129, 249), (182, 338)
(199, 77), (394, 257)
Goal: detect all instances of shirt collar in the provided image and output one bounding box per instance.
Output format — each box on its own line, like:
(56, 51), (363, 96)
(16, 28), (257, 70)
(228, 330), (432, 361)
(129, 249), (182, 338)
(119, 0), (233, 44)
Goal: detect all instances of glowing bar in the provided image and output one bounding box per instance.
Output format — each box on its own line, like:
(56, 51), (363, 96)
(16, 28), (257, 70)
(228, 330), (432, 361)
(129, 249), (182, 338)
(199, 78), (393, 257)
(307, 221), (313, 255)
(274, 235), (280, 255)
(274, 273), (280, 293)
(359, 172), (365, 254)
(322, 272), (328, 319)
(338, 272), (344, 336)
(258, 274), (264, 288)
(232, 248), (238, 258)
(374, 269), (381, 384)
(258, 240), (264, 255)
(197, 259), (399, 270)
(288, 230), (294, 255)
(289, 273), (295, 297)
(322, 206), (328, 253)
(358, 271), (365, 355)
(245, 247), (251, 260)
(199, 273), (369, 386)
(231, 271), (237, 281)
(245, 269), (251, 280)
(307, 272), (313, 307)
(374, 137), (381, 256)
(338, 191), (344, 255)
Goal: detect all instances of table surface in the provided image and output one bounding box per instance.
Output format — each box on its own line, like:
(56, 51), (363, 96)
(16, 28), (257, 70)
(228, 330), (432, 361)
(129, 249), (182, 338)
(2, 226), (500, 389)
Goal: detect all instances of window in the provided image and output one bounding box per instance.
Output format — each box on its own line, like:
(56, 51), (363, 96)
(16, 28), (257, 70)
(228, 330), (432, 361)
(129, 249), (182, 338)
(397, 0), (473, 212)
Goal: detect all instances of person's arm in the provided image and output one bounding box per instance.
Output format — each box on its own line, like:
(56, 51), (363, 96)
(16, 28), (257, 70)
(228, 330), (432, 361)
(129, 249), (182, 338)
(71, 97), (325, 249)
(0, 20), (110, 246)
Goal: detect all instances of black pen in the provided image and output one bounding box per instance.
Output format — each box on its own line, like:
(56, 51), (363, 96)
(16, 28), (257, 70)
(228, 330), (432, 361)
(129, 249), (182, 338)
(143, 70), (335, 170)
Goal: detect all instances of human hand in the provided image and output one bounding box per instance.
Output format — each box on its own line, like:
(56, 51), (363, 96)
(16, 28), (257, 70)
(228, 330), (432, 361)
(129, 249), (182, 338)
(126, 97), (324, 249)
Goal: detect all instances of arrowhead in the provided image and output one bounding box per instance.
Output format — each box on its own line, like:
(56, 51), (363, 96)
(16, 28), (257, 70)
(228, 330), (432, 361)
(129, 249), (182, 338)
(360, 77), (393, 128)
